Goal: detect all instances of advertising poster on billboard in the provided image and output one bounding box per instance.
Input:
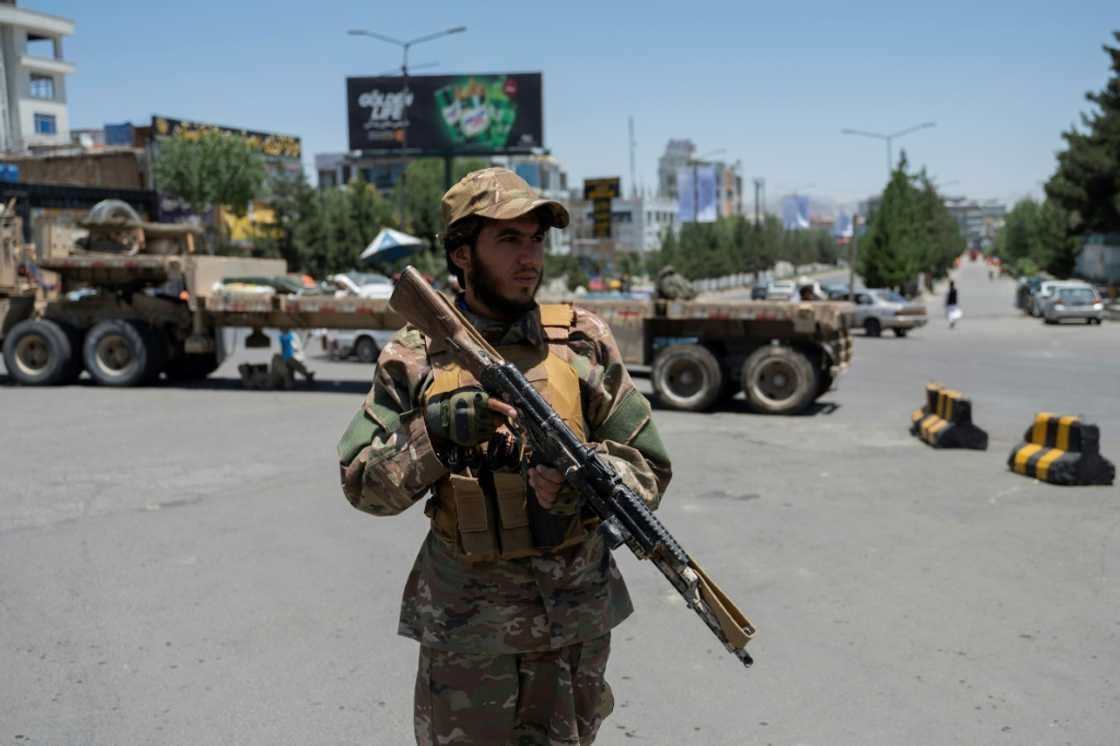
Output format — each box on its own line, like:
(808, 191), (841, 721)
(151, 116), (302, 160)
(347, 73), (543, 154)
(677, 166), (717, 223)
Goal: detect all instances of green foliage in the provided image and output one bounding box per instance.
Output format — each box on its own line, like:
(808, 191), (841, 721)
(153, 130), (267, 215)
(857, 153), (964, 289)
(258, 171), (396, 277)
(995, 198), (1080, 278)
(647, 214), (836, 281)
(1045, 31), (1120, 234)
(393, 157), (490, 245)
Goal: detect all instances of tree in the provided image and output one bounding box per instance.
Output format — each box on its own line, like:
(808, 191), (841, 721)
(1046, 31), (1120, 235)
(394, 157), (490, 246)
(995, 198), (1080, 277)
(153, 130), (266, 217)
(857, 153), (964, 289)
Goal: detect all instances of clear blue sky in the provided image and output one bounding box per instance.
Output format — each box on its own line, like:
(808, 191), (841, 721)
(47, 0), (1118, 211)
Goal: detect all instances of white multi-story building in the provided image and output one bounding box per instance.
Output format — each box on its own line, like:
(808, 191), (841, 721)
(0, 1), (75, 153)
(573, 194), (678, 255)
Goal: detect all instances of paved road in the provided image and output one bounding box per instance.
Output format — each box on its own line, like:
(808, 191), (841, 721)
(3, 258), (1118, 745)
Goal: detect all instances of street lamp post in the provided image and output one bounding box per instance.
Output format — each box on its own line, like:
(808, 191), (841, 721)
(348, 25), (467, 225)
(841, 121), (936, 179)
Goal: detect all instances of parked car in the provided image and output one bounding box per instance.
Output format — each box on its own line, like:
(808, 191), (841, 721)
(323, 327), (398, 362)
(765, 281), (797, 301)
(851, 289), (928, 337)
(821, 282), (851, 300)
(1016, 276), (1045, 312)
(330, 271), (394, 299)
(750, 284), (769, 300)
(1041, 284), (1105, 325)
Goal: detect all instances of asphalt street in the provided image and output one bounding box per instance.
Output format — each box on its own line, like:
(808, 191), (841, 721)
(2, 258), (1118, 745)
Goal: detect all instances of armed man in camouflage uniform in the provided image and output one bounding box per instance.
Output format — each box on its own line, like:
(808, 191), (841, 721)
(655, 264), (698, 300)
(337, 167), (672, 745)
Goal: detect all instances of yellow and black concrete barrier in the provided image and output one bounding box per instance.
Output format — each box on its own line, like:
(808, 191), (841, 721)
(910, 383), (989, 450)
(1008, 413), (1116, 486)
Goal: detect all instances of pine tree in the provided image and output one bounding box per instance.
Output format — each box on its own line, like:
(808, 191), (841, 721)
(1046, 31), (1120, 234)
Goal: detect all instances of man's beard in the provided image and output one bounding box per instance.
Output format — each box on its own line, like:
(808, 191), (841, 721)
(468, 248), (542, 318)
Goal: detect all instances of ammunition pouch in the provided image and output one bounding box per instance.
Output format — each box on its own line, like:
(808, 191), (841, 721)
(427, 471), (593, 562)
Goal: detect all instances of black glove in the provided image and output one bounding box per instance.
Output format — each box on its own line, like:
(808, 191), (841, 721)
(424, 388), (503, 449)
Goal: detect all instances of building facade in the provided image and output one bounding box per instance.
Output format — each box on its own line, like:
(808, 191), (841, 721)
(0, 1), (75, 153)
(944, 197), (1006, 250)
(569, 193), (678, 259)
(656, 138), (742, 218)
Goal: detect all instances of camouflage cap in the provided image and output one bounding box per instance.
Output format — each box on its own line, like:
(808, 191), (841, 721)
(442, 167), (570, 231)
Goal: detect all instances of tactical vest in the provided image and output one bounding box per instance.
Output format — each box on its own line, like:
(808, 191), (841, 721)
(421, 304), (595, 562)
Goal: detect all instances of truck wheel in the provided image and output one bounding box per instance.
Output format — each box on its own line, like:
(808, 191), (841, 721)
(651, 344), (723, 412)
(165, 353), (220, 382)
(354, 335), (379, 363)
(2, 318), (75, 385)
(863, 318), (882, 337)
(741, 345), (816, 415)
(84, 319), (157, 387)
(893, 328), (908, 338)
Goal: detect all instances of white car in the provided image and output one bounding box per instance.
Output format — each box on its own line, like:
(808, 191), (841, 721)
(851, 289), (928, 337)
(765, 281), (797, 300)
(330, 271), (394, 299)
(323, 327), (398, 363)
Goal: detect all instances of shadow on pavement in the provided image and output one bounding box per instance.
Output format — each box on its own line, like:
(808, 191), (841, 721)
(650, 396), (841, 416)
(0, 373), (372, 396)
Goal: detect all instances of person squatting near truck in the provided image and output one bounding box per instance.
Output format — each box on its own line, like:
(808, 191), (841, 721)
(336, 167), (672, 745)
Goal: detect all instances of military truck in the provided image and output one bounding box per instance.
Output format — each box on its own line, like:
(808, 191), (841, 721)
(1, 203), (851, 414)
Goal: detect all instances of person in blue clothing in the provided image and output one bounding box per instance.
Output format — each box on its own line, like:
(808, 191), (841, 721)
(279, 328), (315, 384)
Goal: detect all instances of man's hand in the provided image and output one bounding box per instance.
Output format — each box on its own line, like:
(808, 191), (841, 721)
(529, 465), (566, 509)
(424, 388), (518, 448)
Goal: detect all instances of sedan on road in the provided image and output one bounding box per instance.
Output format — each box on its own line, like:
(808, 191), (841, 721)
(852, 289), (928, 337)
(322, 328), (398, 362)
(1042, 285), (1106, 325)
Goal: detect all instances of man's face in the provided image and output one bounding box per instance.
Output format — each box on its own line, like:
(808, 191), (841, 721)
(452, 214), (546, 319)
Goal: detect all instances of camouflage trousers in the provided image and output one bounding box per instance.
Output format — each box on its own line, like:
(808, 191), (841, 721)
(414, 633), (614, 745)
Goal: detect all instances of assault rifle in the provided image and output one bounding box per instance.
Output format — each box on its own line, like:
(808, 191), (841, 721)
(390, 267), (756, 668)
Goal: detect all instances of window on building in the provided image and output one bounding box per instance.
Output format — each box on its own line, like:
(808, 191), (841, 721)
(33, 113), (57, 135)
(30, 74), (54, 100)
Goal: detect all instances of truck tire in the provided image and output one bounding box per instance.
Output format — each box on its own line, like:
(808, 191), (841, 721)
(863, 318), (882, 337)
(741, 345), (816, 415)
(2, 318), (75, 385)
(165, 353), (220, 382)
(651, 344), (723, 412)
(83, 319), (159, 387)
(354, 335), (379, 363)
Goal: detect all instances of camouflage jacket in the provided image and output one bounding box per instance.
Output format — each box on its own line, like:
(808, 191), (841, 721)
(337, 299), (672, 654)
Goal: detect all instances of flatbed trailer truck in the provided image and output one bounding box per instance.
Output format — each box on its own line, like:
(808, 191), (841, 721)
(1, 213), (852, 413)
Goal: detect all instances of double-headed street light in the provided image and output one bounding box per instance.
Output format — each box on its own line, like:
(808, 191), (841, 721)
(841, 121), (936, 179)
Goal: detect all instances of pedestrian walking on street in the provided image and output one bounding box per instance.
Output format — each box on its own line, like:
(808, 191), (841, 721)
(278, 328), (315, 384)
(946, 281), (962, 329)
(336, 167), (672, 745)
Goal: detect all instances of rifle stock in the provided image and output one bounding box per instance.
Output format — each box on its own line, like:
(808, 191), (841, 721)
(388, 266), (757, 668)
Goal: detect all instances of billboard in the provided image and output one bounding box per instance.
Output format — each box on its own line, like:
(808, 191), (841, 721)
(151, 116), (302, 160)
(347, 73), (543, 154)
(584, 178), (621, 238)
(677, 166), (717, 223)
